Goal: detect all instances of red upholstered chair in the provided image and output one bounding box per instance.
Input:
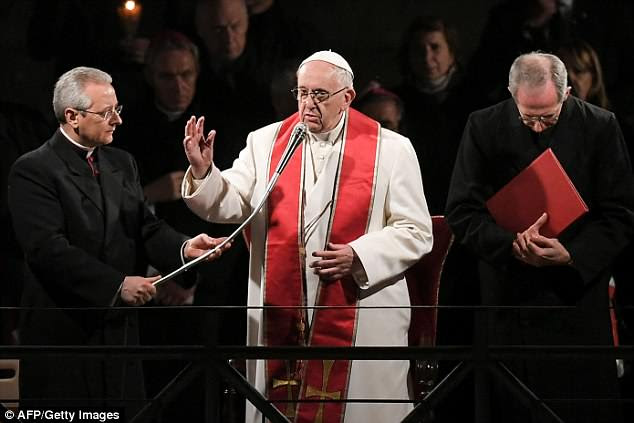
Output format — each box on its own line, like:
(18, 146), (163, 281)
(406, 216), (454, 400)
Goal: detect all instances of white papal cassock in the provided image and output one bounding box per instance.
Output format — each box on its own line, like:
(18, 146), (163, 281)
(182, 110), (432, 423)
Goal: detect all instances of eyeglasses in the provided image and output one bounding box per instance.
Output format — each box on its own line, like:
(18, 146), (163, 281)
(517, 112), (559, 127)
(79, 105), (123, 121)
(290, 87), (347, 104)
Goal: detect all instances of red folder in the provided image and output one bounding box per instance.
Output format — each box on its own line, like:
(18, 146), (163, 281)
(486, 148), (588, 238)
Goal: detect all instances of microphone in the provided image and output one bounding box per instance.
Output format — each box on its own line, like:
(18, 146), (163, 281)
(153, 121), (308, 287)
(274, 122), (307, 175)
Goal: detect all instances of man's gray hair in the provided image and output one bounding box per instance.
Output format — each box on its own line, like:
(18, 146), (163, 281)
(508, 52), (568, 102)
(331, 66), (354, 89)
(53, 67), (112, 123)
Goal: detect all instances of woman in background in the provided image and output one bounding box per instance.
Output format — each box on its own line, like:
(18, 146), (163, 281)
(557, 39), (610, 108)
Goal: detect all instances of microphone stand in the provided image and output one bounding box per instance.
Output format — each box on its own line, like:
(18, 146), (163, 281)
(153, 123), (307, 287)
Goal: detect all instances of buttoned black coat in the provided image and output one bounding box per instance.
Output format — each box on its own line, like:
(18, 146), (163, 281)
(8, 130), (187, 414)
(446, 96), (634, 422)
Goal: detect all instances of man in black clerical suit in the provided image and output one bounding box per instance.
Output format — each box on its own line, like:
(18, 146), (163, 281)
(7, 66), (226, 417)
(446, 52), (634, 422)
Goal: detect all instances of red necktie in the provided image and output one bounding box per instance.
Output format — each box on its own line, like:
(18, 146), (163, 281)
(87, 154), (99, 176)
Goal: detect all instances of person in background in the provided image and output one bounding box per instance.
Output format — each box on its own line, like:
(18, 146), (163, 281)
(244, 0), (321, 71)
(393, 15), (469, 215)
(7, 66), (227, 418)
(568, 0), (634, 129)
(117, 31), (207, 233)
(25, 0), (193, 111)
(116, 31), (250, 420)
(467, 0), (573, 105)
(355, 81), (404, 133)
(393, 17), (479, 422)
(558, 38), (634, 419)
(557, 39), (610, 108)
(194, 0), (273, 134)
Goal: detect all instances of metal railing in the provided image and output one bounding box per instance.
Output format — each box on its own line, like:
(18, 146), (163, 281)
(2, 305), (633, 423)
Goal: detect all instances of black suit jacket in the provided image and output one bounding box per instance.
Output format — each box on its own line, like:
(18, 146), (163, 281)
(445, 96), (634, 422)
(447, 96), (634, 292)
(8, 129), (188, 411)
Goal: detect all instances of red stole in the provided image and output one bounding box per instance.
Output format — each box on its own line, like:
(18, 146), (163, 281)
(264, 109), (380, 422)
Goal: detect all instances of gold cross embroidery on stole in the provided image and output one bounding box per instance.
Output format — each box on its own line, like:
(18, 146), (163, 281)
(304, 360), (341, 423)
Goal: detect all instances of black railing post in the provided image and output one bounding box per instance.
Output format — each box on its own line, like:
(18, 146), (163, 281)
(204, 362), (220, 422)
(473, 306), (491, 423)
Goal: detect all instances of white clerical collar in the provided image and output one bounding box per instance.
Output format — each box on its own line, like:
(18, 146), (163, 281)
(418, 65), (456, 94)
(308, 112), (346, 145)
(59, 126), (96, 157)
(155, 102), (185, 122)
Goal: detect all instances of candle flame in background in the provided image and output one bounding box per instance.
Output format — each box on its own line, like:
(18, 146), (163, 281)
(118, 0), (142, 38)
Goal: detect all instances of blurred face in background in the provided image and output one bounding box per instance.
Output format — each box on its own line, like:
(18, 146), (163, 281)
(562, 49), (597, 102)
(196, 0), (249, 63)
(147, 49), (199, 113)
(359, 98), (402, 133)
(409, 30), (455, 82)
(568, 67), (592, 101)
(557, 41), (608, 108)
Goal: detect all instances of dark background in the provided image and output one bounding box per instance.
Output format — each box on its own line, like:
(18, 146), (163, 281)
(0, 0), (498, 121)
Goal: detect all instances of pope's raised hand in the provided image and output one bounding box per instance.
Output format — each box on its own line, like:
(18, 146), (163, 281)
(183, 116), (216, 179)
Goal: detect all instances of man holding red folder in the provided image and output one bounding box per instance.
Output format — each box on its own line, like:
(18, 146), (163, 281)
(446, 52), (634, 422)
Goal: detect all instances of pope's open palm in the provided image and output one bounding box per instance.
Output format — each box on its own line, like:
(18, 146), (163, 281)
(183, 115), (216, 179)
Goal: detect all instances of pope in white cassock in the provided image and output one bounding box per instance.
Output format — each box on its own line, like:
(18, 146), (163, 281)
(180, 50), (433, 423)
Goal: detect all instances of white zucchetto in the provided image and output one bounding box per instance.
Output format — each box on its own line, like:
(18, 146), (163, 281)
(299, 50), (354, 79)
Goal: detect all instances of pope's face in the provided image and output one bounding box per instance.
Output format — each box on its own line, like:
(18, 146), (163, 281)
(296, 61), (355, 133)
